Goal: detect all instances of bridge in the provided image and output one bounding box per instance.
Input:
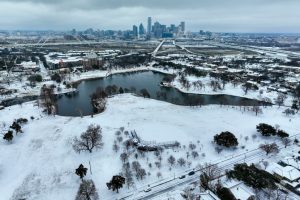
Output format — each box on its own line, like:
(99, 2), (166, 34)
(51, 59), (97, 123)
(152, 39), (165, 57)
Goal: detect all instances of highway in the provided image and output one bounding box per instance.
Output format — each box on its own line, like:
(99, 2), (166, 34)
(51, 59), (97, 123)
(104, 133), (300, 200)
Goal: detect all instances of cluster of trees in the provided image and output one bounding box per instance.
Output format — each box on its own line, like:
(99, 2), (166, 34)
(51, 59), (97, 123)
(2, 118), (28, 142)
(39, 85), (57, 115)
(214, 131), (238, 148)
(200, 163), (221, 191)
(256, 123), (289, 138)
(28, 74), (43, 85)
(242, 82), (259, 95)
(110, 54), (150, 69)
(259, 143), (280, 155)
(227, 163), (278, 190)
(90, 87), (108, 113)
(183, 67), (208, 77)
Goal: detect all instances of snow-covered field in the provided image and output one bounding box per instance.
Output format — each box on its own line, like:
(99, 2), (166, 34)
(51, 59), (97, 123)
(1, 93), (299, 200)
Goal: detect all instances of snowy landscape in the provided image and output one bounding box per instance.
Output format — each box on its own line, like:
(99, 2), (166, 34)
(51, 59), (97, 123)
(1, 2), (300, 199)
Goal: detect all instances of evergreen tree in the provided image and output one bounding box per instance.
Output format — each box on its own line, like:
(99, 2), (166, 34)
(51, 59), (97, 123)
(106, 175), (125, 193)
(76, 164), (88, 180)
(3, 130), (13, 142)
(256, 123), (276, 136)
(214, 131), (238, 148)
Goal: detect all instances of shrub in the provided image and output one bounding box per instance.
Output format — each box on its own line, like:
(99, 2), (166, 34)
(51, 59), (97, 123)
(277, 129), (289, 138)
(3, 130), (13, 142)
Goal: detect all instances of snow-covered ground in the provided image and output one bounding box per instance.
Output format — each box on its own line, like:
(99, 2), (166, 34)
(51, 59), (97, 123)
(1, 94), (299, 200)
(171, 74), (295, 106)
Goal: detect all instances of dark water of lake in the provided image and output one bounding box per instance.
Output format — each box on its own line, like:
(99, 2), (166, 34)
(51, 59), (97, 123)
(56, 71), (267, 116)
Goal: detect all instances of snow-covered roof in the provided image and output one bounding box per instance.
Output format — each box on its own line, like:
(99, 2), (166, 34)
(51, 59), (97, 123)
(269, 162), (300, 182)
(199, 191), (220, 200)
(282, 157), (300, 170)
(86, 51), (98, 59)
(229, 183), (255, 200)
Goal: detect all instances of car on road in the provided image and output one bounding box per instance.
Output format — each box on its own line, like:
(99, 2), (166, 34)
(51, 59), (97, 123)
(188, 171), (195, 176)
(144, 188), (152, 192)
(179, 175), (186, 179)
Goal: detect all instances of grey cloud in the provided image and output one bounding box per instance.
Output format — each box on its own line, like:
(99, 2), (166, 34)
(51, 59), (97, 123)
(0, 0), (299, 32)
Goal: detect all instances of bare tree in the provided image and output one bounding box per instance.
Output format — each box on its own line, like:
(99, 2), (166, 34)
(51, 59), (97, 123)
(75, 179), (99, 200)
(156, 171), (162, 179)
(259, 143), (279, 155)
(177, 157), (186, 167)
(122, 165), (134, 189)
(275, 93), (287, 107)
(120, 153), (128, 163)
(262, 161), (269, 170)
(155, 161), (161, 169)
(113, 141), (119, 153)
(73, 124), (103, 153)
(282, 138), (291, 148)
(189, 143), (196, 151)
(199, 163), (221, 190)
(182, 187), (196, 200)
(252, 106), (263, 116)
(191, 151), (199, 159)
(136, 168), (146, 180)
(168, 155), (176, 166)
(132, 161), (141, 173)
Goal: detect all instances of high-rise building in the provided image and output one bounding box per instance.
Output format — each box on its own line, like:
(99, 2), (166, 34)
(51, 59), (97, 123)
(180, 21), (185, 33)
(139, 23), (145, 36)
(132, 25), (138, 37)
(147, 17), (152, 34)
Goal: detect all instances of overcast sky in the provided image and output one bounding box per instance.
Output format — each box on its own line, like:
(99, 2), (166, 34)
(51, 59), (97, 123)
(0, 0), (300, 33)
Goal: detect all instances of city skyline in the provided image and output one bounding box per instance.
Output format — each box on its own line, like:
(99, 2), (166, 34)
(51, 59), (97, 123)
(0, 0), (300, 33)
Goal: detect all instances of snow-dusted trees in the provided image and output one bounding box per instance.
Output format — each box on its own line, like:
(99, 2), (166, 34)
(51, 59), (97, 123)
(75, 164), (88, 180)
(90, 87), (107, 113)
(259, 143), (279, 155)
(200, 163), (221, 190)
(282, 138), (291, 148)
(39, 85), (56, 115)
(106, 175), (125, 193)
(275, 93), (287, 107)
(75, 179), (99, 200)
(214, 131), (238, 148)
(73, 124), (104, 153)
(122, 162), (134, 189)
